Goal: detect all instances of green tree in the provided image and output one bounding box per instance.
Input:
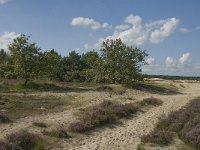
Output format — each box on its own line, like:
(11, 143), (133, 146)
(8, 35), (41, 86)
(81, 51), (102, 82)
(40, 49), (62, 80)
(100, 39), (147, 83)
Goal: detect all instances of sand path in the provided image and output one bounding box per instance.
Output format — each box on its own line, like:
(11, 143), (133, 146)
(0, 82), (199, 150)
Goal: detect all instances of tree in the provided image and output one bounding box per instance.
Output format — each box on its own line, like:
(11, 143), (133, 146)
(81, 51), (102, 82)
(8, 35), (41, 86)
(40, 49), (62, 80)
(100, 39), (147, 83)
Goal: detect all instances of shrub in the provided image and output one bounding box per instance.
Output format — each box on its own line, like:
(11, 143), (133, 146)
(0, 112), (11, 123)
(70, 100), (140, 132)
(141, 129), (174, 146)
(0, 140), (8, 149)
(6, 130), (43, 150)
(42, 127), (70, 138)
(33, 122), (47, 128)
(139, 97), (163, 106)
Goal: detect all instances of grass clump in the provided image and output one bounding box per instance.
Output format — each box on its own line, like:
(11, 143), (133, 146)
(42, 126), (70, 138)
(141, 129), (174, 146)
(70, 100), (140, 132)
(139, 97), (163, 106)
(97, 85), (126, 95)
(33, 122), (47, 128)
(6, 130), (44, 150)
(141, 97), (200, 149)
(0, 112), (11, 123)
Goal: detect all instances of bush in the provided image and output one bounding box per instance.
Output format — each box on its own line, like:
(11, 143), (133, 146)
(139, 97), (163, 106)
(33, 122), (47, 128)
(141, 129), (174, 146)
(42, 127), (70, 138)
(142, 97), (200, 149)
(6, 130), (43, 150)
(70, 100), (140, 132)
(0, 112), (11, 123)
(0, 140), (9, 149)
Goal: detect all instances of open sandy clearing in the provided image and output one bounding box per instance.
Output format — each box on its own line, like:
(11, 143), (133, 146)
(0, 81), (200, 150)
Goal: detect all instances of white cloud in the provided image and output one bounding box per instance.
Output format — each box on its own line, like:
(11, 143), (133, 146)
(83, 14), (179, 50)
(98, 15), (179, 48)
(146, 57), (155, 66)
(71, 17), (111, 30)
(0, 0), (8, 5)
(150, 18), (179, 44)
(115, 25), (130, 31)
(179, 52), (191, 65)
(0, 32), (20, 51)
(180, 28), (190, 33)
(125, 14), (142, 26)
(166, 56), (176, 67)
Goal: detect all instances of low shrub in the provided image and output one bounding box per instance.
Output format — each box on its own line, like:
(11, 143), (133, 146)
(42, 127), (70, 138)
(6, 130), (44, 150)
(0, 112), (11, 123)
(0, 140), (9, 149)
(141, 129), (174, 146)
(139, 97), (163, 106)
(141, 97), (200, 149)
(33, 122), (47, 128)
(70, 100), (140, 132)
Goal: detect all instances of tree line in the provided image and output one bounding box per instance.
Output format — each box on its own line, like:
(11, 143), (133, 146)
(0, 35), (148, 86)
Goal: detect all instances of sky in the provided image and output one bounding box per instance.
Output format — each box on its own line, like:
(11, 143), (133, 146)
(0, 0), (200, 76)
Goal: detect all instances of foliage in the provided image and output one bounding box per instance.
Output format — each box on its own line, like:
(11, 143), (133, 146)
(70, 100), (140, 132)
(6, 130), (44, 150)
(139, 97), (163, 106)
(42, 127), (70, 138)
(141, 97), (200, 149)
(33, 122), (47, 128)
(141, 129), (174, 146)
(0, 112), (11, 123)
(8, 35), (42, 86)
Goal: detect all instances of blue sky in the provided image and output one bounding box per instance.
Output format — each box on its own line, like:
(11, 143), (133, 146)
(0, 0), (200, 76)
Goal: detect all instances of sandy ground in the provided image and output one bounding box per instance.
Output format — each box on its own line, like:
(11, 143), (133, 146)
(0, 80), (200, 150)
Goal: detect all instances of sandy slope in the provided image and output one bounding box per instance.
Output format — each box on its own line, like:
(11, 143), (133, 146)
(0, 81), (200, 150)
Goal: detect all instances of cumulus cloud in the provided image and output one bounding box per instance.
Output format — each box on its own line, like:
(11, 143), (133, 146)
(0, 32), (20, 51)
(146, 57), (155, 66)
(179, 52), (191, 65)
(0, 0), (8, 5)
(71, 17), (111, 30)
(166, 56), (176, 67)
(95, 14), (179, 48)
(150, 18), (179, 43)
(115, 25), (130, 31)
(180, 28), (191, 33)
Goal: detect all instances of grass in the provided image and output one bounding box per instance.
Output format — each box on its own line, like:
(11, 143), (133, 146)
(0, 112), (11, 123)
(33, 122), (47, 128)
(139, 97), (163, 106)
(141, 97), (200, 149)
(96, 84), (126, 95)
(42, 126), (70, 138)
(127, 82), (179, 95)
(1, 130), (45, 150)
(0, 94), (75, 120)
(141, 129), (174, 146)
(70, 100), (140, 132)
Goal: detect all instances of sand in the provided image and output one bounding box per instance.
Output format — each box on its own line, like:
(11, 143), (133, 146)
(0, 80), (200, 150)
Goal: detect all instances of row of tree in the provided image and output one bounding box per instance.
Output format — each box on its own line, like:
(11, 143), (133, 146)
(0, 35), (148, 85)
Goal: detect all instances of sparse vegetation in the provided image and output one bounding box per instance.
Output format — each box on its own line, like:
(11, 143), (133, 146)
(42, 127), (70, 138)
(141, 129), (174, 146)
(70, 100), (140, 132)
(33, 122), (47, 128)
(0, 112), (11, 123)
(6, 130), (44, 150)
(141, 97), (200, 149)
(139, 97), (163, 106)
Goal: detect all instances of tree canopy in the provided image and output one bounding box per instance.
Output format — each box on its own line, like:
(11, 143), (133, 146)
(0, 35), (148, 85)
